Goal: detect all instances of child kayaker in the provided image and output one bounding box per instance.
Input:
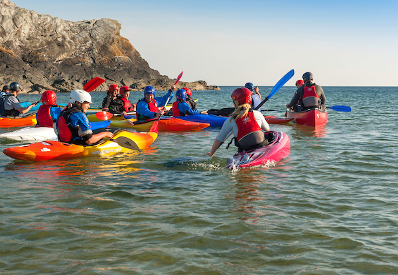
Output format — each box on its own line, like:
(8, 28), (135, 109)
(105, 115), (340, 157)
(36, 90), (62, 127)
(172, 89), (207, 117)
(136, 85), (175, 121)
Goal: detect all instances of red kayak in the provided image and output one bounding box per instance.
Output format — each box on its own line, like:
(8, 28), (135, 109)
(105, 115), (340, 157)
(264, 115), (293, 125)
(285, 109), (327, 127)
(226, 131), (290, 169)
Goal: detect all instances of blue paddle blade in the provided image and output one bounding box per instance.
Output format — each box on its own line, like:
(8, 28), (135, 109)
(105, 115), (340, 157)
(266, 69), (295, 100)
(329, 105), (351, 112)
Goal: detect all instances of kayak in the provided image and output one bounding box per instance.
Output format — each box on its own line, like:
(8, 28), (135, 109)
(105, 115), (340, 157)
(176, 114), (227, 127)
(87, 113), (126, 122)
(3, 123), (158, 161)
(286, 109), (327, 127)
(0, 114), (37, 128)
(0, 120), (111, 142)
(226, 131), (290, 169)
(264, 115), (294, 125)
(111, 117), (210, 132)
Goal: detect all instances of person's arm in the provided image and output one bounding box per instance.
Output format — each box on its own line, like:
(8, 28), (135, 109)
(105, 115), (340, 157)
(179, 102), (199, 115)
(207, 139), (224, 157)
(16, 101), (37, 114)
(286, 87), (302, 108)
(254, 86), (261, 100)
(86, 131), (113, 144)
(102, 96), (112, 111)
(206, 118), (234, 156)
(157, 85), (176, 107)
(254, 111), (270, 131)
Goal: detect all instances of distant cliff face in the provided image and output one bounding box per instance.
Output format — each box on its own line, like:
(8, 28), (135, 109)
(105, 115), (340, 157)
(0, 0), (219, 93)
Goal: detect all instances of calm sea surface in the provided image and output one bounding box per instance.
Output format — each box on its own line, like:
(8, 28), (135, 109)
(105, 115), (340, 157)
(1, 86), (397, 274)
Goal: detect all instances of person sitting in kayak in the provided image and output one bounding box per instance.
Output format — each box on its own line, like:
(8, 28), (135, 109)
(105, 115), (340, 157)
(3, 82), (37, 117)
(245, 82), (262, 111)
(102, 84), (124, 114)
(36, 90), (62, 127)
(172, 89), (207, 117)
(295, 79), (304, 88)
(119, 86), (135, 115)
(57, 90), (113, 145)
(207, 87), (270, 157)
(183, 87), (197, 110)
(287, 80), (306, 111)
(286, 72), (326, 111)
(136, 85), (175, 121)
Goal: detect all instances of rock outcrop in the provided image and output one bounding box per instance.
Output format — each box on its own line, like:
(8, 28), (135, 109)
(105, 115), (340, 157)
(0, 0), (219, 93)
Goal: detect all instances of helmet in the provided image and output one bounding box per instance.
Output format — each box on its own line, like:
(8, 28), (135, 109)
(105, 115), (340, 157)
(120, 86), (132, 97)
(69, 89), (92, 104)
(295, 80), (304, 87)
(108, 84), (119, 93)
(183, 87), (192, 98)
(176, 89), (187, 101)
(144, 86), (155, 95)
(302, 72), (313, 81)
(10, 82), (22, 91)
(231, 87), (252, 105)
(2, 85), (9, 91)
(244, 82), (254, 91)
(41, 90), (57, 105)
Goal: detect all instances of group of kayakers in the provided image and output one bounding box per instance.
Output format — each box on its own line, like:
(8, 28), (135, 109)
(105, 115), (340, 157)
(0, 71), (326, 155)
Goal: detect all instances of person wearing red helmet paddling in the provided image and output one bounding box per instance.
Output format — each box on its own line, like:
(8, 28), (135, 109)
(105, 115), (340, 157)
(119, 86), (135, 115)
(207, 87), (270, 157)
(36, 90), (62, 127)
(102, 84), (124, 113)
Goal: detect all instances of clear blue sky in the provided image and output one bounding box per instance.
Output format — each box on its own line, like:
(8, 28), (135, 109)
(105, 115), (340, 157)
(10, 0), (398, 86)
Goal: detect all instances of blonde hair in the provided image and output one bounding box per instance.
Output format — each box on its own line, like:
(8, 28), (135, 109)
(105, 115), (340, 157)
(230, 100), (251, 121)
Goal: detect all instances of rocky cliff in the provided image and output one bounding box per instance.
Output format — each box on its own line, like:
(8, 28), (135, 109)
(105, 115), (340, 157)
(0, 0), (219, 93)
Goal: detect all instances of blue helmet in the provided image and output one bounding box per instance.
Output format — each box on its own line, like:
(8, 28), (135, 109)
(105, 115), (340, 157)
(244, 82), (254, 91)
(302, 72), (313, 81)
(144, 86), (155, 95)
(176, 89), (187, 101)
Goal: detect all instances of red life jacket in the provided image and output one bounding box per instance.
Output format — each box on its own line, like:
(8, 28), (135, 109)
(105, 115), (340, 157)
(172, 101), (184, 117)
(36, 105), (53, 127)
(148, 101), (158, 113)
(121, 98), (134, 112)
(302, 85), (319, 107)
(57, 106), (81, 143)
(234, 111), (265, 150)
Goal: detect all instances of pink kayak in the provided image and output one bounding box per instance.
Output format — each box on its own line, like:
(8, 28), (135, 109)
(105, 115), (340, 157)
(226, 131), (290, 169)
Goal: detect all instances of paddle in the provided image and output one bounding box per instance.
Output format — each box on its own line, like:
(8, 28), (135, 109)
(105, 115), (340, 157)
(174, 71), (183, 85)
(110, 136), (139, 150)
(327, 105), (351, 112)
(254, 69), (295, 111)
(84, 77), (105, 92)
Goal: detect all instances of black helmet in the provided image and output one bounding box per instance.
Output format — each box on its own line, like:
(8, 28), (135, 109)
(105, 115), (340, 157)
(2, 85), (9, 91)
(10, 82), (22, 91)
(302, 72), (313, 81)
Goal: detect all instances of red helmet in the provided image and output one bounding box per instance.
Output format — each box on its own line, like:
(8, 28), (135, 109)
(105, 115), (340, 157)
(183, 87), (192, 97)
(231, 87), (252, 105)
(120, 86), (132, 97)
(41, 90), (57, 105)
(295, 80), (304, 87)
(108, 84), (119, 93)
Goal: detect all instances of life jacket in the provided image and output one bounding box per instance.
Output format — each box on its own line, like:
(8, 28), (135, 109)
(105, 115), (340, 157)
(172, 101), (184, 117)
(187, 97), (197, 110)
(234, 110), (265, 151)
(57, 105), (82, 143)
(0, 93), (9, 117)
(120, 97), (134, 112)
(302, 84), (319, 108)
(136, 99), (158, 120)
(108, 96), (125, 114)
(36, 105), (54, 127)
(4, 95), (21, 117)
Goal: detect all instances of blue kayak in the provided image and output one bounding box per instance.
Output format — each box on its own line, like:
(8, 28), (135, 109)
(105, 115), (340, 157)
(177, 114), (227, 127)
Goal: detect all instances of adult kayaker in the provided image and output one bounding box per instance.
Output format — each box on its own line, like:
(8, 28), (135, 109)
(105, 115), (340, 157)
(116, 85), (135, 116)
(286, 72), (326, 111)
(172, 89), (207, 117)
(3, 82), (37, 117)
(207, 87), (270, 157)
(102, 84), (124, 113)
(183, 87), (197, 110)
(245, 82), (262, 111)
(57, 90), (113, 145)
(36, 90), (62, 127)
(136, 85), (175, 121)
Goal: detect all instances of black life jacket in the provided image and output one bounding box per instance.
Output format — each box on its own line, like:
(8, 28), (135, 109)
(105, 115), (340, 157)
(57, 105), (82, 143)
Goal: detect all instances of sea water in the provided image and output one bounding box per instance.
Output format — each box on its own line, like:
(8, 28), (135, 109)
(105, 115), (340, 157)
(0, 86), (397, 274)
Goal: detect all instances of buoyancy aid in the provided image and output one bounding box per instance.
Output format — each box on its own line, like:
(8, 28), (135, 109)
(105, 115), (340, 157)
(36, 105), (54, 127)
(234, 110), (266, 151)
(0, 93), (10, 117)
(187, 97), (197, 110)
(136, 99), (159, 120)
(57, 106), (82, 143)
(108, 97), (125, 114)
(172, 101), (184, 117)
(302, 85), (320, 107)
(120, 98), (134, 112)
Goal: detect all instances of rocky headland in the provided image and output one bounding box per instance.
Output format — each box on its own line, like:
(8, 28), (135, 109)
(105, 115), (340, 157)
(0, 0), (219, 93)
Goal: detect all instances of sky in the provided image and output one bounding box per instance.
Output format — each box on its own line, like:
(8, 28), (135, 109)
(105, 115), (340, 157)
(9, 0), (398, 86)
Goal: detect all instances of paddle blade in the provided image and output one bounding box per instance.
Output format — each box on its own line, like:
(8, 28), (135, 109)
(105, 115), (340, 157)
(84, 77), (105, 92)
(96, 111), (113, 120)
(113, 136), (139, 150)
(174, 71), (183, 85)
(267, 69), (295, 100)
(329, 105), (352, 112)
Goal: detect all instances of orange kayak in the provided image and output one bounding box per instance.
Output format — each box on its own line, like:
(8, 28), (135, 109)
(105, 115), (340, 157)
(3, 122), (158, 161)
(0, 114), (37, 128)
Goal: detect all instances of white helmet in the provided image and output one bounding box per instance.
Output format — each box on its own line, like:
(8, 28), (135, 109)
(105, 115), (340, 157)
(69, 89), (92, 104)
